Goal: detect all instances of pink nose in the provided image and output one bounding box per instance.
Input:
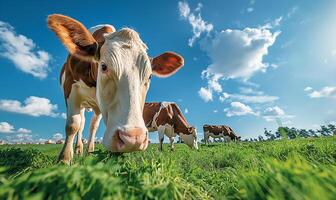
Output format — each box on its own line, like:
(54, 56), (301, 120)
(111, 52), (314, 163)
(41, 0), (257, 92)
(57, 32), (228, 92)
(111, 128), (148, 152)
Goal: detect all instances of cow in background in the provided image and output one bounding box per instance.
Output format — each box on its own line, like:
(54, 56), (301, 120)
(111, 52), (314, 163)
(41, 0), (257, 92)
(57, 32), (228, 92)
(144, 102), (198, 150)
(203, 125), (240, 144)
(48, 14), (184, 164)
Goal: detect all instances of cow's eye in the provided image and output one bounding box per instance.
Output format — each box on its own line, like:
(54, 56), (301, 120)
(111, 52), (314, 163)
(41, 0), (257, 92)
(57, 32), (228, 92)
(101, 62), (108, 72)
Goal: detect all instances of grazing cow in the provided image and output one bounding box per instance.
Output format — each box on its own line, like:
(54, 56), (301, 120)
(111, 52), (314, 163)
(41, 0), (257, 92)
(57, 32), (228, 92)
(203, 125), (240, 144)
(143, 102), (198, 150)
(48, 14), (184, 164)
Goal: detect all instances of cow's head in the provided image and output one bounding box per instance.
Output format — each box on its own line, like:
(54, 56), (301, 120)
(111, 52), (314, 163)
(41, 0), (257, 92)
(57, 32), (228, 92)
(48, 14), (183, 152)
(181, 127), (198, 149)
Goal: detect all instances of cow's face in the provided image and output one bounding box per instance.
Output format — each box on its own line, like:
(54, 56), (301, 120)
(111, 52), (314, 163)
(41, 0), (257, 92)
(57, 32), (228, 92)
(182, 127), (198, 149)
(48, 14), (183, 152)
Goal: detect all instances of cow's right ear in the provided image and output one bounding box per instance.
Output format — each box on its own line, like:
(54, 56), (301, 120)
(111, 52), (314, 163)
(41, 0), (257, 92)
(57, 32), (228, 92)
(48, 14), (99, 62)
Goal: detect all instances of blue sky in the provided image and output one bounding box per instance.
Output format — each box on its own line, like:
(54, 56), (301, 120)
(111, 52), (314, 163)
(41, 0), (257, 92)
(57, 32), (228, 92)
(0, 0), (335, 143)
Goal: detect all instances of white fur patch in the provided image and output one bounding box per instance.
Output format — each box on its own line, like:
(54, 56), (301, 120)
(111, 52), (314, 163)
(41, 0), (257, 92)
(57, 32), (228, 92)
(89, 24), (116, 34)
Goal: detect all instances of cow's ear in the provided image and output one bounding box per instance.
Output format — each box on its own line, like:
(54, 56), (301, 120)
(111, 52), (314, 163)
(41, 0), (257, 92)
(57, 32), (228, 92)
(48, 14), (99, 62)
(151, 52), (184, 77)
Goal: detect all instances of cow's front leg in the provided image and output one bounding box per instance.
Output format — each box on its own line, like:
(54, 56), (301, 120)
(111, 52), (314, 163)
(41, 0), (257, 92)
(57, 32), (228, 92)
(58, 91), (81, 164)
(87, 113), (102, 153)
(169, 137), (175, 151)
(75, 108), (85, 155)
(158, 126), (165, 151)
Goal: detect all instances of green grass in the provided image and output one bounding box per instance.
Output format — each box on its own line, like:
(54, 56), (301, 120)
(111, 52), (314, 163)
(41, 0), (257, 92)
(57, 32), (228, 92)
(0, 137), (335, 199)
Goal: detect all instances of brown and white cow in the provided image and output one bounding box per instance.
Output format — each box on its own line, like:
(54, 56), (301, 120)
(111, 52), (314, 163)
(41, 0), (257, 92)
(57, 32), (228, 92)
(48, 14), (184, 164)
(203, 124), (241, 144)
(143, 102), (198, 150)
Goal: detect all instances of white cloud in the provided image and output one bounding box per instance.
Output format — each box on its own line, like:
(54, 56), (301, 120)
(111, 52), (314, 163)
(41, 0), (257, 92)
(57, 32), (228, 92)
(0, 122), (15, 133)
(287, 6), (298, 18)
(263, 106), (294, 122)
(213, 110), (218, 113)
(0, 21), (51, 79)
(246, 7), (254, 13)
(239, 87), (263, 95)
(17, 128), (32, 133)
(201, 26), (280, 80)
(208, 76), (222, 93)
(0, 121), (32, 134)
(53, 133), (63, 141)
(305, 86), (336, 99)
(0, 96), (61, 117)
(304, 86), (313, 92)
(5, 133), (33, 143)
(184, 108), (189, 114)
(224, 102), (258, 117)
(198, 87), (213, 102)
(61, 113), (67, 119)
(178, 1), (213, 46)
(220, 92), (279, 104)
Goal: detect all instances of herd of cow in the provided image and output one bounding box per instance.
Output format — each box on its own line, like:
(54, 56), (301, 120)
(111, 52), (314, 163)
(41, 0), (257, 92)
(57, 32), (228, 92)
(47, 14), (240, 164)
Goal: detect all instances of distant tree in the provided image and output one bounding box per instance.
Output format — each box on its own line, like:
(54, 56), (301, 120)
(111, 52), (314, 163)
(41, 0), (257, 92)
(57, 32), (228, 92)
(308, 129), (318, 137)
(258, 135), (264, 141)
(264, 128), (276, 140)
(298, 129), (310, 138)
(287, 127), (298, 139)
(275, 129), (281, 139)
(327, 124), (336, 135)
(317, 125), (331, 136)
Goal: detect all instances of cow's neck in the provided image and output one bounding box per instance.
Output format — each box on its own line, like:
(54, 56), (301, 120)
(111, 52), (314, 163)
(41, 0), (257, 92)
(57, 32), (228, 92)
(172, 105), (191, 135)
(61, 55), (98, 99)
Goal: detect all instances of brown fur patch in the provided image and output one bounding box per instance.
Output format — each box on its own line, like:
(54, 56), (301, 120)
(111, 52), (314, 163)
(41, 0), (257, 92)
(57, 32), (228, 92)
(203, 124), (239, 139)
(143, 102), (193, 135)
(59, 25), (115, 100)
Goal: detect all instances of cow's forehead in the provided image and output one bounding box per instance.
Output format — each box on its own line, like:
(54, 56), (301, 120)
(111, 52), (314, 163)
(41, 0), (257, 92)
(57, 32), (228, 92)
(104, 28), (148, 51)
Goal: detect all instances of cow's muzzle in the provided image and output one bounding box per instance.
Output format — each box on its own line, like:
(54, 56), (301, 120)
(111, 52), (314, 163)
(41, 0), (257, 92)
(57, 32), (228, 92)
(111, 128), (148, 152)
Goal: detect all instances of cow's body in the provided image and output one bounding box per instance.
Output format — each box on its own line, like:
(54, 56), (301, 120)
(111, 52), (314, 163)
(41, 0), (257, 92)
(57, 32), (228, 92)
(48, 14), (184, 164)
(203, 124), (240, 144)
(143, 102), (198, 150)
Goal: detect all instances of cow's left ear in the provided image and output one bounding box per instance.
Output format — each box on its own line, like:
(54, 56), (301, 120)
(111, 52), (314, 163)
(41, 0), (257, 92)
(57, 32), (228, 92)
(151, 52), (184, 77)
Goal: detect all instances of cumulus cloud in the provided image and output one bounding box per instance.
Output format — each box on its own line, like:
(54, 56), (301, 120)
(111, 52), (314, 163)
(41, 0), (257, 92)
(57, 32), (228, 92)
(178, 1), (213, 46)
(0, 21), (51, 79)
(198, 87), (213, 102)
(53, 133), (64, 141)
(17, 128), (32, 133)
(0, 122), (15, 133)
(263, 106), (294, 122)
(239, 87), (263, 95)
(0, 121), (31, 134)
(0, 96), (62, 117)
(201, 26), (280, 79)
(305, 86), (336, 99)
(224, 102), (259, 117)
(5, 133), (33, 143)
(219, 92), (279, 104)
(184, 108), (189, 114)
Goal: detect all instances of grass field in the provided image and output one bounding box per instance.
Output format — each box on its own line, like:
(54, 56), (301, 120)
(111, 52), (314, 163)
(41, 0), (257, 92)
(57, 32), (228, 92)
(0, 137), (335, 199)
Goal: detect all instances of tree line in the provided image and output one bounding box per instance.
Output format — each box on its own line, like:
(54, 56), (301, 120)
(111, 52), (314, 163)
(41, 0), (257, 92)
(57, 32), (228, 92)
(245, 123), (336, 142)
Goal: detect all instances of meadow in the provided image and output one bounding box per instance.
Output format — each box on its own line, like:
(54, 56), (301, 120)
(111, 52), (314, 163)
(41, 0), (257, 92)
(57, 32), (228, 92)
(0, 137), (335, 200)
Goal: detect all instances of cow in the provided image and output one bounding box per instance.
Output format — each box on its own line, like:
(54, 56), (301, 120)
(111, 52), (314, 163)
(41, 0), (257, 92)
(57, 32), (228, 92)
(203, 124), (240, 144)
(143, 102), (198, 150)
(48, 14), (184, 164)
